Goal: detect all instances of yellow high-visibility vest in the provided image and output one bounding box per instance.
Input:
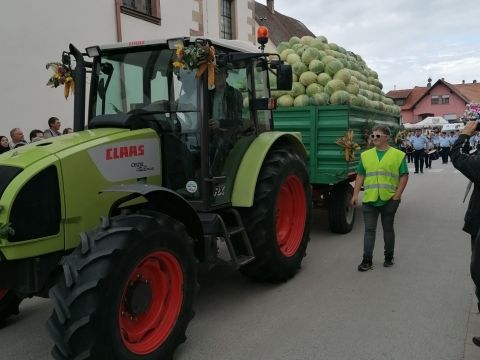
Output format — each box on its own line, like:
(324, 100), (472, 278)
(361, 147), (405, 202)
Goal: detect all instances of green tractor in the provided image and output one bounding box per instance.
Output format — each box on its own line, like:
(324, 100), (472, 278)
(0, 37), (311, 359)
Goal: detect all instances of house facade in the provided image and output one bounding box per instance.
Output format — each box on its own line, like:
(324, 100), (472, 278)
(386, 79), (480, 124)
(0, 0), (257, 136)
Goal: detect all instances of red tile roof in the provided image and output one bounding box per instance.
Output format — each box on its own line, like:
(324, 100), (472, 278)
(455, 83), (480, 103)
(386, 89), (412, 99)
(254, 2), (315, 46)
(402, 87), (428, 110)
(386, 80), (480, 110)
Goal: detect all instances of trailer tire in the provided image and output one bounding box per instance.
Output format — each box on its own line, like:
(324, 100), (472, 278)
(238, 148), (311, 282)
(0, 289), (21, 325)
(46, 213), (196, 360)
(328, 183), (356, 234)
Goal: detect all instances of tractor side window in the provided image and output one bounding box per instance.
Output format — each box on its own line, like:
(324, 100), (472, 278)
(225, 67), (252, 129)
(254, 63), (272, 132)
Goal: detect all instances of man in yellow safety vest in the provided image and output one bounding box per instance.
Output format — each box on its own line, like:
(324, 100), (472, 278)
(351, 125), (409, 271)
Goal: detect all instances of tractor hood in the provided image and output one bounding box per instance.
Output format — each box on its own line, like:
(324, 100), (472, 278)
(0, 128), (128, 168)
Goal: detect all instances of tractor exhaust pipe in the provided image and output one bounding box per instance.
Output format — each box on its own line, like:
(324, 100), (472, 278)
(69, 44), (86, 132)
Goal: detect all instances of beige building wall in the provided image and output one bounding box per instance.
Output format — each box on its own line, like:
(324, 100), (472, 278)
(122, 0), (195, 40)
(0, 0), (254, 136)
(0, 1), (117, 136)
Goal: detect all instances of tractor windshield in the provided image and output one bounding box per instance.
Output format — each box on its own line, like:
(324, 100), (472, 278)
(92, 48), (200, 131)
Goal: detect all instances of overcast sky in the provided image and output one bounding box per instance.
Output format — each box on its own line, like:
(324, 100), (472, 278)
(259, 0), (480, 92)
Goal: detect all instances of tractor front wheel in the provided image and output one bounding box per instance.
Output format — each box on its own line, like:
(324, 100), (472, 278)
(238, 148), (311, 282)
(0, 289), (22, 325)
(46, 213), (196, 360)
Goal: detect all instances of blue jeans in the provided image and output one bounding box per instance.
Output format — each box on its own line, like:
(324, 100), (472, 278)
(362, 199), (401, 258)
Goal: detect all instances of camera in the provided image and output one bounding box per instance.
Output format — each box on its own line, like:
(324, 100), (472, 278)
(476, 121), (480, 131)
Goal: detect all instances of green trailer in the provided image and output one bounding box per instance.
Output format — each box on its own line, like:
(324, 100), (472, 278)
(273, 105), (400, 233)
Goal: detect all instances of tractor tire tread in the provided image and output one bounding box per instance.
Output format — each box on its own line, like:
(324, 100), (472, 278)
(238, 148), (311, 282)
(47, 212), (196, 360)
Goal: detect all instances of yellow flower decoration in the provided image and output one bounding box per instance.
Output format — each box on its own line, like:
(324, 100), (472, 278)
(46, 62), (74, 99)
(336, 130), (361, 161)
(172, 42), (216, 89)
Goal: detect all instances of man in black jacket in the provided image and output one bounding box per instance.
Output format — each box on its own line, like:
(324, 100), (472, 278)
(451, 120), (480, 346)
(207, 67), (243, 175)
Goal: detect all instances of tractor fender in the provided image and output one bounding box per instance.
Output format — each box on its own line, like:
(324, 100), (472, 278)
(232, 131), (307, 207)
(103, 184), (204, 259)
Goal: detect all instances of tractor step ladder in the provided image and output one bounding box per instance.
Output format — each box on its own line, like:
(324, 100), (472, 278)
(221, 209), (255, 268)
(199, 210), (255, 269)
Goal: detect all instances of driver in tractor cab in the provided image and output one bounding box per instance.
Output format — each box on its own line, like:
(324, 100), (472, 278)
(176, 69), (198, 130)
(208, 66), (243, 176)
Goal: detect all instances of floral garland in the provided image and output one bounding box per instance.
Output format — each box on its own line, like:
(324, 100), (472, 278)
(46, 62), (74, 99)
(173, 43), (216, 89)
(336, 130), (361, 161)
(464, 103), (480, 120)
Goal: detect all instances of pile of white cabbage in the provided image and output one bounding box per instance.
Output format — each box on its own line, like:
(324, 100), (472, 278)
(272, 35), (400, 114)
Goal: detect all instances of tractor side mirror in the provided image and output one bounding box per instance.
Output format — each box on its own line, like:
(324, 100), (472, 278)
(101, 62), (114, 76)
(276, 64), (292, 90)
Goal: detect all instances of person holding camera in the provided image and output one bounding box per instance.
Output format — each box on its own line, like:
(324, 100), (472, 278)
(450, 120), (480, 346)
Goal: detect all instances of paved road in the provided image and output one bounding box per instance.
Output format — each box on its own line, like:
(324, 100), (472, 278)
(0, 161), (479, 360)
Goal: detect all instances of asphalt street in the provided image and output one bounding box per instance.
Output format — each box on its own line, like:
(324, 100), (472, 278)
(0, 160), (478, 360)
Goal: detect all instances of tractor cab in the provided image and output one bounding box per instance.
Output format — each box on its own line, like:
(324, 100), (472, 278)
(80, 38), (292, 211)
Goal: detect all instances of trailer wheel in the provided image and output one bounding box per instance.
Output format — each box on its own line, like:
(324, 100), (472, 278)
(328, 183), (356, 234)
(46, 213), (196, 360)
(0, 289), (21, 325)
(238, 148), (311, 282)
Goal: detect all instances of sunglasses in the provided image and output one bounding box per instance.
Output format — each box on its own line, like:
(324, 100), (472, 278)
(370, 134), (387, 139)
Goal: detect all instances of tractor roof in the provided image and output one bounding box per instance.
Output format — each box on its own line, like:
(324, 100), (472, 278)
(96, 37), (259, 54)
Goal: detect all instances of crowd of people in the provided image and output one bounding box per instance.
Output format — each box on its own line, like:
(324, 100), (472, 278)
(399, 128), (480, 173)
(0, 117), (73, 153)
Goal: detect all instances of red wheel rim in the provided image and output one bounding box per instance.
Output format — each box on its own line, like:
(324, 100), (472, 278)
(119, 251), (183, 355)
(275, 175), (307, 257)
(0, 289), (8, 301)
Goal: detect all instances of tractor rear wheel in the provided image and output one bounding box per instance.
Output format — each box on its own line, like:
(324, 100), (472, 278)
(0, 289), (22, 325)
(238, 148), (311, 282)
(46, 213), (196, 360)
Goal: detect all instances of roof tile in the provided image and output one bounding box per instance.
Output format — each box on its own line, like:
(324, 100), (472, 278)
(254, 2), (314, 46)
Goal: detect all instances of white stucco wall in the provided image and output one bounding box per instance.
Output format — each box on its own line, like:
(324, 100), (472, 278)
(236, 1), (254, 43)
(121, 0), (195, 41)
(0, 1), (117, 136)
(0, 0), (254, 138)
